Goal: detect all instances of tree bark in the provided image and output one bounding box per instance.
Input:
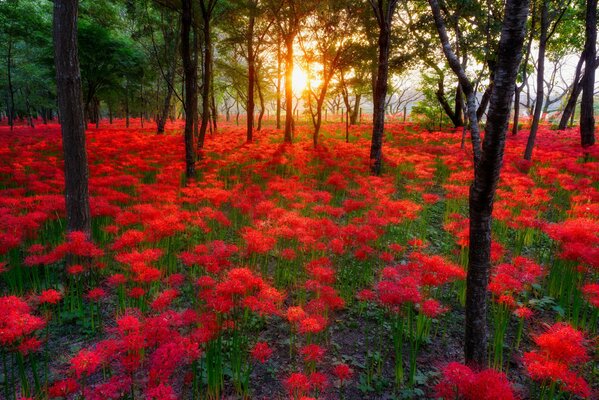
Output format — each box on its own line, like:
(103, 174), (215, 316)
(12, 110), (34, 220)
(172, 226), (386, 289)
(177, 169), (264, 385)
(284, 35), (294, 143)
(513, 6), (536, 135)
(465, 0), (529, 366)
(435, 79), (462, 127)
(369, 0), (398, 176)
(276, 36), (281, 130)
(198, 0), (217, 150)
(430, 0), (529, 366)
(7, 39), (14, 130)
(558, 54), (585, 130)
(257, 70), (265, 130)
(181, 0), (196, 179)
(580, 0), (596, 147)
(524, 1), (548, 160)
(247, 13), (256, 142)
(53, 0), (92, 237)
(476, 83), (493, 121)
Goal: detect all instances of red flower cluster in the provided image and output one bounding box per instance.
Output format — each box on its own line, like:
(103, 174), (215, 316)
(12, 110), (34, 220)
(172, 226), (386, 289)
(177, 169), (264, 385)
(523, 323), (590, 398)
(435, 362), (517, 400)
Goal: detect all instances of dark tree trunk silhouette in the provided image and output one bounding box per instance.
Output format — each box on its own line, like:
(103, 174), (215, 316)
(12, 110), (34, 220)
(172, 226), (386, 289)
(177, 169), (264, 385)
(7, 39), (14, 130)
(198, 0), (218, 150)
(558, 55), (585, 130)
(580, 0), (596, 147)
(257, 71), (265, 130)
(369, 0), (398, 175)
(429, 0), (529, 366)
(247, 13), (256, 142)
(181, 0), (196, 178)
(53, 0), (91, 237)
(284, 35), (294, 143)
(512, 6), (536, 135)
(276, 36), (281, 130)
(524, 0), (547, 161)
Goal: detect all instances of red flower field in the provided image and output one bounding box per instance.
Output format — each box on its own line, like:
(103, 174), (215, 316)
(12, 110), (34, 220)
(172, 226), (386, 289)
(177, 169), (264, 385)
(0, 119), (597, 399)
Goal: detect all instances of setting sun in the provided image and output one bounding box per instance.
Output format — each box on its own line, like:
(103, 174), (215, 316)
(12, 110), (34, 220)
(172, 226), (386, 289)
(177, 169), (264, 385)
(291, 66), (309, 94)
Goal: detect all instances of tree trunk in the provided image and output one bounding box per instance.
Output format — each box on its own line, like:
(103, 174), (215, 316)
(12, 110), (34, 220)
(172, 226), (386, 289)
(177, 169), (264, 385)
(181, 0), (196, 179)
(454, 83), (464, 126)
(580, 0), (596, 147)
(369, 0), (397, 175)
(157, 57), (176, 134)
(524, 1), (547, 161)
(53, 0), (92, 237)
(246, 14), (255, 142)
(558, 57), (584, 130)
(125, 80), (130, 128)
(7, 39), (14, 130)
(477, 83), (493, 121)
(465, 0), (529, 366)
(257, 71), (265, 131)
(429, 0), (529, 367)
(512, 84), (521, 134)
(198, 2), (214, 151)
(276, 36), (281, 130)
(351, 94), (361, 125)
(284, 36), (294, 143)
(436, 79), (462, 127)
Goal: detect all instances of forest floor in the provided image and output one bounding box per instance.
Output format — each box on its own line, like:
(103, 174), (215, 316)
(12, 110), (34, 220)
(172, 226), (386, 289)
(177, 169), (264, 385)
(0, 119), (597, 399)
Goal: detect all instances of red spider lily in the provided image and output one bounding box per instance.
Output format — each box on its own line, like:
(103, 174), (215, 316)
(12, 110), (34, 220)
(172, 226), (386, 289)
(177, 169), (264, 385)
(420, 299), (448, 318)
(38, 289), (62, 305)
(145, 383), (178, 400)
(87, 287), (107, 301)
(285, 372), (311, 398)
(70, 348), (103, 378)
(298, 315), (327, 335)
(86, 375), (132, 400)
(251, 342), (273, 363)
(300, 344), (326, 363)
(309, 371), (329, 391)
(333, 363), (354, 383)
(48, 378), (79, 398)
(151, 289), (179, 311)
(435, 362), (517, 400)
(582, 283), (599, 307)
(523, 323), (590, 398)
(0, 295), (46, 348)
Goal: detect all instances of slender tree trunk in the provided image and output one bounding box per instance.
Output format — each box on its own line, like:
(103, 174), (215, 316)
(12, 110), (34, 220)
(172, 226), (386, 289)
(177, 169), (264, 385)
(284, 36), (294, 143)
(276, 36), (281, 130)
(7, 39), (14, 130)
(465, 0), (529, 366)
(257, 71), (265, 131)
(513, 8), (535, 135)
(125, 80), (130, 128)
(181, 0), (196, 178)
(512, 84), (521, 134)
(580, 0), (596, 147)
(436, 79), (462, 127)
(198, 0), (216, 150)
(524, 1), (548, 161)
(53, 0), (91, 237)
(210, 68), (217, 133)
(429, 0), (529, 366)
(558, 55), (585, 130)
(454, 83), (464, 126)
(477, 83), (493, 121)
(370, 21), (390, 175)
(369, 0), (397, 175)
(157, 58), (176, 134)
(350, 94), (361, 125)
(246, 14), (255, 142)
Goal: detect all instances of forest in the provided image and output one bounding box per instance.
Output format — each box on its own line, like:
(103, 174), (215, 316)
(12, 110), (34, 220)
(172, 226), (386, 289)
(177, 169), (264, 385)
(0, 0), (597, 399)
